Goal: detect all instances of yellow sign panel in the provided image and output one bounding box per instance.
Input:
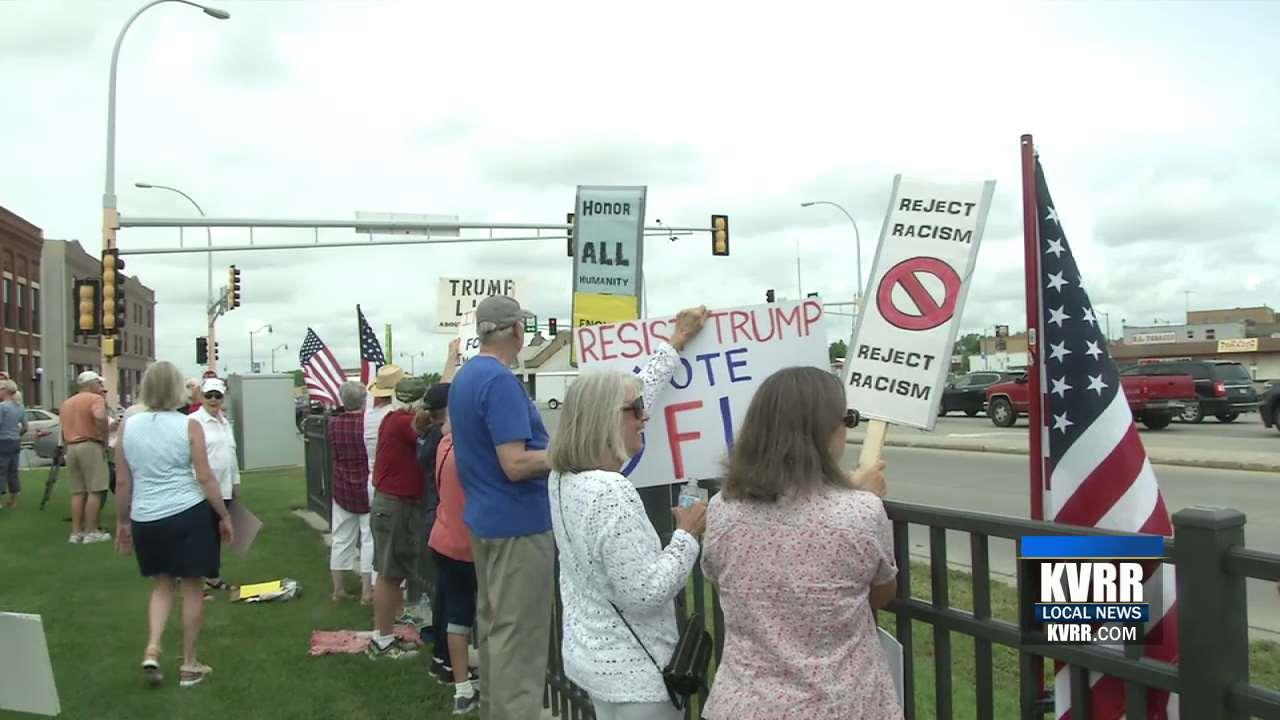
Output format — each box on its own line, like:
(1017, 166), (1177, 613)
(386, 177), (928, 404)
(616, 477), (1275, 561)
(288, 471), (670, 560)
(571, 292), (639, 366)
(1217, 338), (1258, 353)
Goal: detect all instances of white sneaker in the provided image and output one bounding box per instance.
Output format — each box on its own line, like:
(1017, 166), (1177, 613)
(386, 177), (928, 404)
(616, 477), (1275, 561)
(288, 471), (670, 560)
(82, 531), (112, 544)
(69, 533), (84, 544)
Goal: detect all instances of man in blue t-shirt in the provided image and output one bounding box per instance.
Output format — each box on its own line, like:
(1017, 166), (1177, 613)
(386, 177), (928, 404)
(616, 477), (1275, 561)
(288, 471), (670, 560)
(448, 295), (552, 720)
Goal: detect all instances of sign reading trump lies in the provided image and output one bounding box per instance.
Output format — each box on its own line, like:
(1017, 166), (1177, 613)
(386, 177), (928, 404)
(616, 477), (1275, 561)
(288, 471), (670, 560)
(576, 299), (828, 488)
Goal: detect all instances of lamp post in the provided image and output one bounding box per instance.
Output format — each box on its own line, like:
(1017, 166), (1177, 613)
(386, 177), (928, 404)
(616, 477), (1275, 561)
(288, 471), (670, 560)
(249, 324), (271, 373)
(400, 351), (425, 375)
(102, 0), (228, 403)
(270, 343), (288, 373)
(800, 201), (865, 304)
(135, 182), (216, 371)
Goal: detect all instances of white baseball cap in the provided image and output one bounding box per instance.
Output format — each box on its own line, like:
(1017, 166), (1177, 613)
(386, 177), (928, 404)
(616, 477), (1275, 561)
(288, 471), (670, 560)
(77, 371), (103, 385)
(201, 377), (227, 395)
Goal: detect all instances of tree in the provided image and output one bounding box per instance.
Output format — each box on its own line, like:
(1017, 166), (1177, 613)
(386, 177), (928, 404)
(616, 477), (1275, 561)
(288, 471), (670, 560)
(420, 372), (442, 387)
(829, 340), (847, 364)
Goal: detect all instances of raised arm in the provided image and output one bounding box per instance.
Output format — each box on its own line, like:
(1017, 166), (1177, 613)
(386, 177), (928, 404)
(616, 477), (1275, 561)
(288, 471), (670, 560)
(441, 338), (462, 384)
(635, 305), (707, 411)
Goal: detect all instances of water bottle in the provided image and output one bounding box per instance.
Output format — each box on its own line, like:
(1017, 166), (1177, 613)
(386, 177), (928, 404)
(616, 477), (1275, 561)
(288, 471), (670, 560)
(678, 483), (707, 509)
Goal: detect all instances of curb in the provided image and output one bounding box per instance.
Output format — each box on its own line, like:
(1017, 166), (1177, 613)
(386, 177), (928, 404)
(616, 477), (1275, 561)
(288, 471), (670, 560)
(851, 438), (1280, 474)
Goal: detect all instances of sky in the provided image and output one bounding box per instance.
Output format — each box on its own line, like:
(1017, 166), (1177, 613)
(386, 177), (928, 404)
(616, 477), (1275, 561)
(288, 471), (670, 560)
(2, 0), (1278, 379)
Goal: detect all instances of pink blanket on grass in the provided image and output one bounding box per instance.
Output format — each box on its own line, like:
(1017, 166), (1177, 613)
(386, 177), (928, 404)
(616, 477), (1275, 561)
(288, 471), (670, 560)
(309, 625), (423, 656)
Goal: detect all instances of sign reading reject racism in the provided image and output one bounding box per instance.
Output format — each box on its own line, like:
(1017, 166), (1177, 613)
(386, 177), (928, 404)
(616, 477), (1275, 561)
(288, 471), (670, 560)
(846, 176), (995, 430)
(578, 299), (827, 488)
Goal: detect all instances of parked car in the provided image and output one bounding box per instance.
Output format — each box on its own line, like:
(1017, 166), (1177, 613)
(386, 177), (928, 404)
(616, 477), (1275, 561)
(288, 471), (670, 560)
(1119, 360), (1260, 424)
(986, 370), (1195, 430)
(21, 407), (59, 447)
(939, 372), (1016, 417)
(1261, 385), (1280, 435)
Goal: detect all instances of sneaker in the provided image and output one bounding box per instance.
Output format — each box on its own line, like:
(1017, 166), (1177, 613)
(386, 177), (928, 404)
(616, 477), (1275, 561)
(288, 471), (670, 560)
(141, 658), (163, 688)
(432, 660), (480, 687)
(82, 531), (112, 544)
(452, 688), (480, 715)
(366, 637), (419, 660)
(68, 533), (84, 544)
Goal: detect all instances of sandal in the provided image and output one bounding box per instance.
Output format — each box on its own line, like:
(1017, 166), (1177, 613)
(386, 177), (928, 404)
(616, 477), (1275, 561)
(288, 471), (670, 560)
(179, 662), (212, 688)
(204, 579), (230, 591)
(141, 647), (163, 688)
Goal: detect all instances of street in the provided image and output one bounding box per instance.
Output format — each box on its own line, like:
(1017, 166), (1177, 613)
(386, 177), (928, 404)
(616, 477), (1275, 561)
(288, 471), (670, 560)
(540, 407), (1280, 638)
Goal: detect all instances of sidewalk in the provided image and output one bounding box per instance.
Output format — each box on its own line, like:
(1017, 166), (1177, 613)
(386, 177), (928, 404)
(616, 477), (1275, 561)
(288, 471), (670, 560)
(847, 427), (1280, 473)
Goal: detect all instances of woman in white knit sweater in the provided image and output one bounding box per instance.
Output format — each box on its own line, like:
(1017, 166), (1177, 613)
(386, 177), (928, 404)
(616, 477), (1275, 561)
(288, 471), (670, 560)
(548, 306), (708, 720)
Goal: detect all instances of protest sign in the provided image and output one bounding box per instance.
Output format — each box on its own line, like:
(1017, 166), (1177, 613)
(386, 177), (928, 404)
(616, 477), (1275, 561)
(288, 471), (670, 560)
(0, 613), (60, 716)
(572, 186), (646, 296)
(571, 292), (639, 365)
(436, 278), (521, 332)
(229, 501), (263, 559)
(457, 310), (480, 362)
(846, 176), (995, 432)
(577, 299), (827, 488)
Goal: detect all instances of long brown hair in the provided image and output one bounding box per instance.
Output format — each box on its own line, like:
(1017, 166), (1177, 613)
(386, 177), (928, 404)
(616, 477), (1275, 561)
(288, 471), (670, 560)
(723, 366), (848, 502)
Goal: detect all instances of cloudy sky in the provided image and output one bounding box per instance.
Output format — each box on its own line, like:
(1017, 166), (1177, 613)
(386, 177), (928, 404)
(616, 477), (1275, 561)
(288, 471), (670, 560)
(3, 0), (1278, 379)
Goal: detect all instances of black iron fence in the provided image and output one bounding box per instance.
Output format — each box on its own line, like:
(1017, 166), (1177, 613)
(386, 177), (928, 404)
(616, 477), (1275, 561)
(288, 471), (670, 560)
(300, 422), (1280, 718)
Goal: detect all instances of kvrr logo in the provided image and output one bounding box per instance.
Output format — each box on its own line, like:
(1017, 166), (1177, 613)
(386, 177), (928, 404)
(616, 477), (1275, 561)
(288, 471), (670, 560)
(1039, 561), (1144, 605)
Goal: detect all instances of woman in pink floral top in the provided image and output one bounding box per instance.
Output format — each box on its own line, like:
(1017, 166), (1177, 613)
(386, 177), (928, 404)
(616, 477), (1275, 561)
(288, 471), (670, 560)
(702, 367), (900, 720)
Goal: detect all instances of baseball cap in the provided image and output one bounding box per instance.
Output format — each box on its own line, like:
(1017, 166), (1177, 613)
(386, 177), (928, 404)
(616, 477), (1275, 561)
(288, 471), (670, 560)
(201, 378), (227, 395)
(475, 295), (533, 329)
(424, 382), (451, 411)
(77, 371), (104, 385)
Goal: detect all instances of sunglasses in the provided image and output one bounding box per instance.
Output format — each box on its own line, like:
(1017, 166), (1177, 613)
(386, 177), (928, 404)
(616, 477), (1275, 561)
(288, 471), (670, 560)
(204, 391), (224, 400)
(843, 408), (862, 429)
(621, 396), (645, 419)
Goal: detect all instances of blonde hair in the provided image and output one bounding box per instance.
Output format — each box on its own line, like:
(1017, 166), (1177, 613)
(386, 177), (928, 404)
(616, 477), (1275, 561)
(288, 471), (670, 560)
(139, 361), (187, 411)
(548, 370), (640, 474)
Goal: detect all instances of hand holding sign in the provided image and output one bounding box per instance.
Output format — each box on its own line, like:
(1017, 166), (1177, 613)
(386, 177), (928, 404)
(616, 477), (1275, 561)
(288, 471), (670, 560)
(671, 305), (709, 350)
(849, 459), (887, 498)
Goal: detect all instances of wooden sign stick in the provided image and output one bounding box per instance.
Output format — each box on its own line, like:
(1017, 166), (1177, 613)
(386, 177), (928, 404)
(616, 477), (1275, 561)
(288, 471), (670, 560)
(858, 419), (889, 468)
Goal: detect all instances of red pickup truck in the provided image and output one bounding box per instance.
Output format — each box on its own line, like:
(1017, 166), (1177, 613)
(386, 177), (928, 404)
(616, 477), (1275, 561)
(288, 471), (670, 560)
(985, 372), (1196, 430)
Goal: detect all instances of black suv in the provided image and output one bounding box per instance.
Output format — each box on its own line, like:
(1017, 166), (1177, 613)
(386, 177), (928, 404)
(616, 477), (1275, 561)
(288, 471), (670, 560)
(1120, 360), (1259, 423)
(939, 371), (1016, 417)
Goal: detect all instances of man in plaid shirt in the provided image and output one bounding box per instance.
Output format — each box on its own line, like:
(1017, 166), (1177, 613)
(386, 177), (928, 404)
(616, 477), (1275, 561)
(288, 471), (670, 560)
(327, 381), (374, 604)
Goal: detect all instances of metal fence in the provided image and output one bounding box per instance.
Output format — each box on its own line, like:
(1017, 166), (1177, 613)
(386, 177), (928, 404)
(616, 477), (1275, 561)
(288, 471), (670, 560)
(298, 425), (1280, 718)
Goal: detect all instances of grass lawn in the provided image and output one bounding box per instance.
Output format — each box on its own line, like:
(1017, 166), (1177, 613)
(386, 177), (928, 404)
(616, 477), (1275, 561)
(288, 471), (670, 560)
(0, 467), (453, 720)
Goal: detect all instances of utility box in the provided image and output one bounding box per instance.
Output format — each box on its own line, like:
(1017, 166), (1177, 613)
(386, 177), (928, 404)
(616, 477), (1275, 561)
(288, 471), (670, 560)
(227, 373), (303, 470)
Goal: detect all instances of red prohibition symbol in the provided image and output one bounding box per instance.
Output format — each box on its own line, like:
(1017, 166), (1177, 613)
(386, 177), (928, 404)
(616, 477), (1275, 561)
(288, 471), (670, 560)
(876, 256), (963, 331)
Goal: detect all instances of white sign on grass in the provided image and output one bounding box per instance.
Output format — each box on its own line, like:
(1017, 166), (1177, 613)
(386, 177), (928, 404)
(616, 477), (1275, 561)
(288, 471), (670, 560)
(577, 299), (827, 488)
(457, 310), (481, 363)
(845, 176), (995, 430)
(436, 278), (521, 332)
(0, 613), (60, 716)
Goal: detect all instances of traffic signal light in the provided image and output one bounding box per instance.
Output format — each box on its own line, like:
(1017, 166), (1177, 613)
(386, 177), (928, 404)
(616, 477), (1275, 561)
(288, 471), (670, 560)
(711, 214), (730, 256)
(766, 289), (775, 303)
(100, 249), (125, 333)
(196, 336), (209, 365)
(213, 341), (220, 363)
(228, 265), (242, 309)
(74, 279), (101, 334)
(566, 212), (575, 258)
(548, 317), (558, 336)
(103, 335), (120, 358)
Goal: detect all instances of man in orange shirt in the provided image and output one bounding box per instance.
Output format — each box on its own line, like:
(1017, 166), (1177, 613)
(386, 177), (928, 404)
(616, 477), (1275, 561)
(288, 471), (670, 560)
(60, 371), (111, 544)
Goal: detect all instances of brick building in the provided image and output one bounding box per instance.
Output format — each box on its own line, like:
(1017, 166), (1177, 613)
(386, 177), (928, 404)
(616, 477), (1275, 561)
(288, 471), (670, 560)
(0, 207), (44, 405)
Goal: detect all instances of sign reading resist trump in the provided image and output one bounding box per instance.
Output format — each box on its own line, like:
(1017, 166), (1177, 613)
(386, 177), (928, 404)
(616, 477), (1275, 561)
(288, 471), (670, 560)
(576, 299), (828, 488)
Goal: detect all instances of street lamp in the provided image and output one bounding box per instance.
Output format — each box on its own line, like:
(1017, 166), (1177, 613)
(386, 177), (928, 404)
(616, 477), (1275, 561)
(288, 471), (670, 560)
(249, 324), (271, 373)
(134, 182), (216, 370)
(270, 343), (289, 373)
(800, 201), (865, 304)
(400, 351), (425, 375)
(102, 0), (229, 402)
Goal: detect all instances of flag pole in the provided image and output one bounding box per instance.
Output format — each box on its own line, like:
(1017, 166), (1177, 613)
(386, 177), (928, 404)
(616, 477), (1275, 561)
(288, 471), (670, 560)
(1020, 134), (1046, 522)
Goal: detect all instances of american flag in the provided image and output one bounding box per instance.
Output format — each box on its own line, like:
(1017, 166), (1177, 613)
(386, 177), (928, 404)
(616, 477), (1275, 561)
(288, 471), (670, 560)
(358, 305), (386, 386)
(299, 328), (345, 407)
(1033, 157), (1179, 719)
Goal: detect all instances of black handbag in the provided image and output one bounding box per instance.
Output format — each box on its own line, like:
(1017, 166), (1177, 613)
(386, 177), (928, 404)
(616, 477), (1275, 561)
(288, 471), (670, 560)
(557, 479), (712, 709)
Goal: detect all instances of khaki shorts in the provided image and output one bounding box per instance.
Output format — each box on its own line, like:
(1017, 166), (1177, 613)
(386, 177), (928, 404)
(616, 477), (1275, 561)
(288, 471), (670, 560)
(66, 441), (109, 494)
(370, 491), (423, 582)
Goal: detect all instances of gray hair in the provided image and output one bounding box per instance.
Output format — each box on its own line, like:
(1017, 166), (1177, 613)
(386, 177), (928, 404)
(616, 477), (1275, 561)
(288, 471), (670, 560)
(339, 380), (367, 411)
(548, 370), (641, 474)
(478, 322), (517, 347)
(139, 361), (187, 411)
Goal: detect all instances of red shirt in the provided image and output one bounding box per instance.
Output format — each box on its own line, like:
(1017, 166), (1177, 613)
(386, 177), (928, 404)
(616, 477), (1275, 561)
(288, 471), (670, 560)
(428, 434), (472, 562)
(326, 411), (370, 514)
(372, 410), (425, 500)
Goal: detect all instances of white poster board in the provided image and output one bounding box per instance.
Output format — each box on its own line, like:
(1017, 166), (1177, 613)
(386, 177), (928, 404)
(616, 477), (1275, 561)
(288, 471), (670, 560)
(845, 176), (995, 430)
(436, 278), (521, 332)
(577, 299), (827, 488)
(573, 186), (646, 296)
(878, 627), (904, 709)
(0, 613), (60, 716)
(457, 310), (480, 363)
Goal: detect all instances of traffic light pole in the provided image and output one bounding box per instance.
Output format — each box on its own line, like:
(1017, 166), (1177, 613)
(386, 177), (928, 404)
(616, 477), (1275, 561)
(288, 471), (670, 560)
(101, 208), (120, 406)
